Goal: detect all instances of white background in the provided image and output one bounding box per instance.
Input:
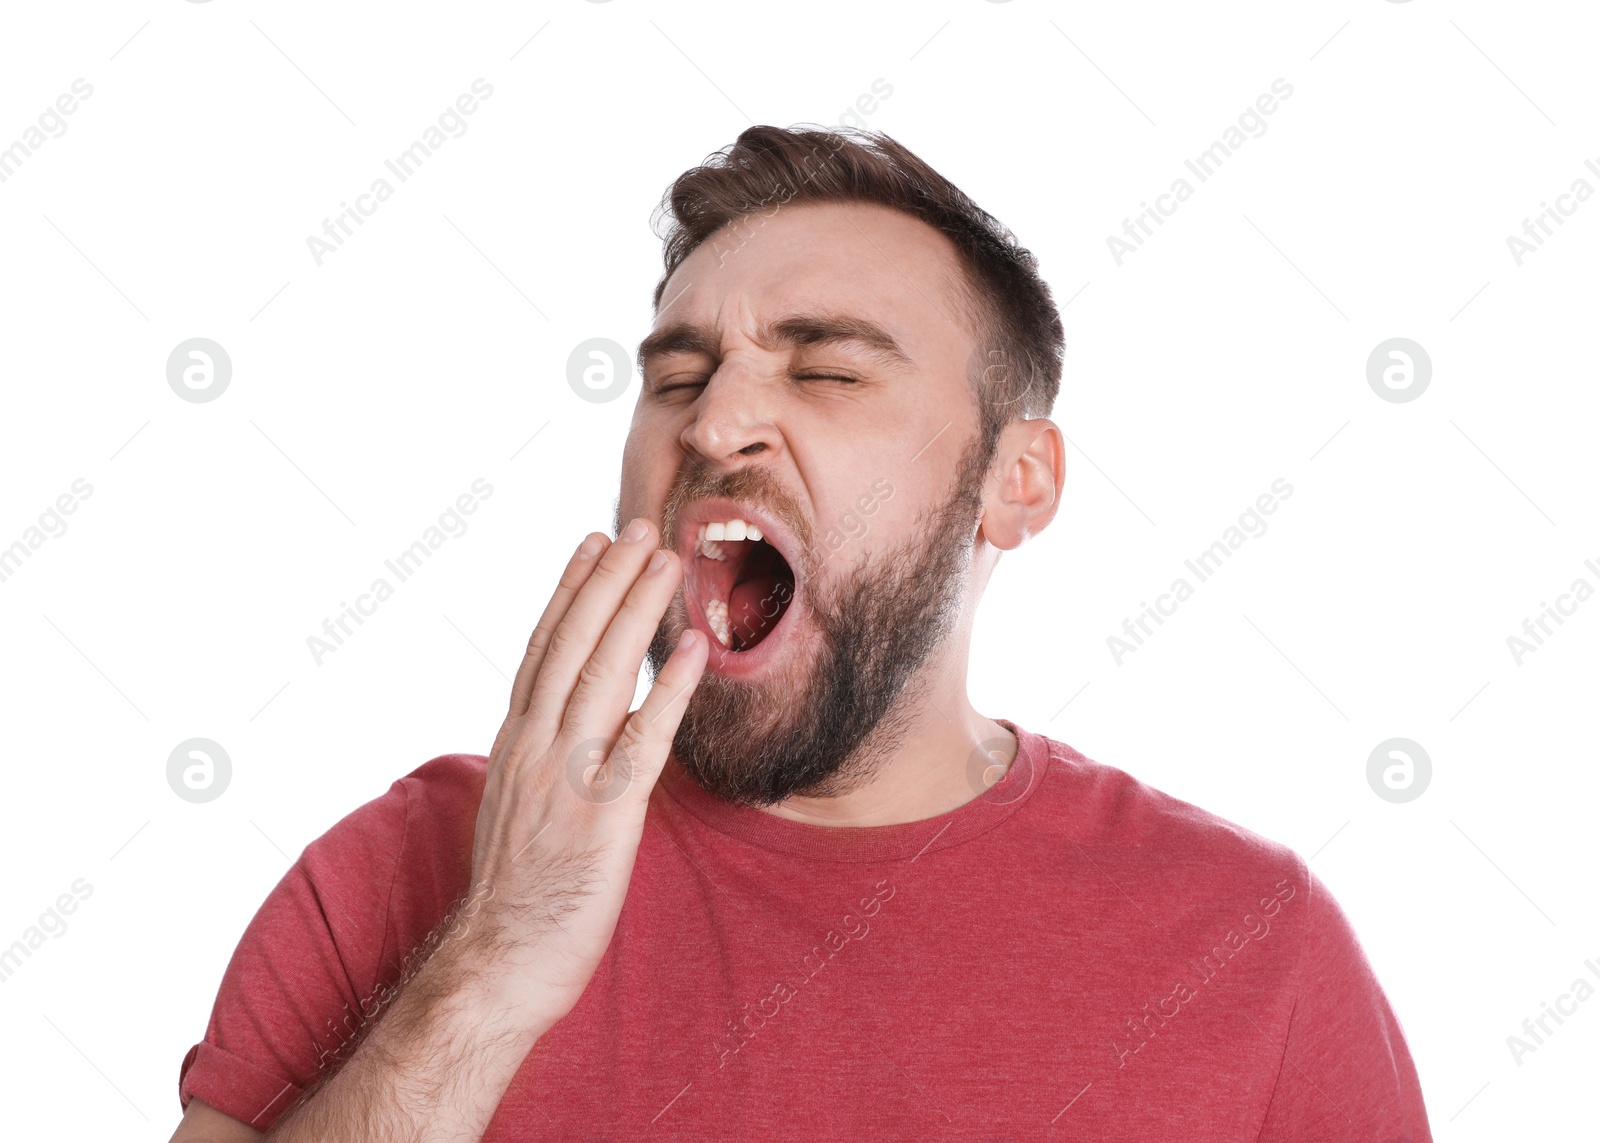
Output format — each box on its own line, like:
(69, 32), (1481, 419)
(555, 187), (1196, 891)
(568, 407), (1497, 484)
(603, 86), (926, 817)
(1, 1), (1595, 1138)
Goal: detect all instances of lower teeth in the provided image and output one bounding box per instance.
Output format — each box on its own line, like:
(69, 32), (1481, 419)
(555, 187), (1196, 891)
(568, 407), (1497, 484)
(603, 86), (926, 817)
(704, 598), (731, 648)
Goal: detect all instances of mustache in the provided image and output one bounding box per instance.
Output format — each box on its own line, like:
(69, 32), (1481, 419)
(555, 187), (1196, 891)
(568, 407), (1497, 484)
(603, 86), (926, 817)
(662, 464), (815, 561)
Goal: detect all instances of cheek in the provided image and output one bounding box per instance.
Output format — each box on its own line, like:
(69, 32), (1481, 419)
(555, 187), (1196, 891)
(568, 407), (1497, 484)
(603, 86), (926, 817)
(856, 479), (932, 540)
(804, 484), (913, 583)
(617, 426), (678, 522)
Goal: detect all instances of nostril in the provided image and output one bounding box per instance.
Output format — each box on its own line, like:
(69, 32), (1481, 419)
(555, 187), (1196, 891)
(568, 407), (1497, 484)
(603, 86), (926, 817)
(737, 442), (767, 456)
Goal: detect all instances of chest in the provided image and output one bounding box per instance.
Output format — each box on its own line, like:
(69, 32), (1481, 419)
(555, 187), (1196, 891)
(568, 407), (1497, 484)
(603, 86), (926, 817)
(475, 842), (1292, 1140)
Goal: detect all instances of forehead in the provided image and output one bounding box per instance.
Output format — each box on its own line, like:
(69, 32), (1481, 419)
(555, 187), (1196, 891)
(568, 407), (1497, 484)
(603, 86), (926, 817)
(654, 200), (976, 348)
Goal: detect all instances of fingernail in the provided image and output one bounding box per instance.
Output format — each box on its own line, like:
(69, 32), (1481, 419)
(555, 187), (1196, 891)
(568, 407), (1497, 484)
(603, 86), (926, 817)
(679, 629), (703, 652)
(576, 534), (604, 559)
(647, 549), (669, 573)
(622, 518), (650, 542)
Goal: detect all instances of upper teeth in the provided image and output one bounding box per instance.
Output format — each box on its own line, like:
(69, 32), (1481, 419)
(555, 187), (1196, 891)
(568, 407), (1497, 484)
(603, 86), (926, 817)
(699, 518), (762, 543)
(690, 518), (780, 647)
(696, 519), (766, 560)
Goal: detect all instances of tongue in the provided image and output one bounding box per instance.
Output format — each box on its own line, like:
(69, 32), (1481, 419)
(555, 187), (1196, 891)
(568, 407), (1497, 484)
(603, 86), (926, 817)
(727, 574), (792, 651)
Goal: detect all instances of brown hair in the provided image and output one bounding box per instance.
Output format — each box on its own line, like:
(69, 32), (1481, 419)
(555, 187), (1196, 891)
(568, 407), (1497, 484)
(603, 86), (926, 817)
(650, 124), (1064, 460)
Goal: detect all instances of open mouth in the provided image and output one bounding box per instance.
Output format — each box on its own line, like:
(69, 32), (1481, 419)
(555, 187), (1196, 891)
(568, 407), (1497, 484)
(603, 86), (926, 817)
(681, 510), (798, 654)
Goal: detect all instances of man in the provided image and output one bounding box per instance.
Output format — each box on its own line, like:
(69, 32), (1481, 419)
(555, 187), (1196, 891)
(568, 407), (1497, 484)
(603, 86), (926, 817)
(171, 125), (1431, 1141)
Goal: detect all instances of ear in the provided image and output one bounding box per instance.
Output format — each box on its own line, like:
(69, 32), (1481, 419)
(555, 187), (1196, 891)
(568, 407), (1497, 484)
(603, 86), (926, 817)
(978, 418), (1064, 551)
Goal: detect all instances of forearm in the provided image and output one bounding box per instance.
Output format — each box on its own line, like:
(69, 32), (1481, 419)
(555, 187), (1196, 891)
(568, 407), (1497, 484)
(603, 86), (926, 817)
(264, 940), (545, 1143)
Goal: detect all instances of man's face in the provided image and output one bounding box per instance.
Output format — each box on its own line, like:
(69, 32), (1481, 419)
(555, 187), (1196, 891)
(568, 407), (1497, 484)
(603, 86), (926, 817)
(617, 200), (992, 806)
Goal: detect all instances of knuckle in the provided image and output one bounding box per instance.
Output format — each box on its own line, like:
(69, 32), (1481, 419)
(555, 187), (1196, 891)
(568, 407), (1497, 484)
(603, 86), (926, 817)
(501, 721), (546, 771)
(626, 702), (667, 751)
(562, 736), (609, 797)
(612, 741), (646, 786)
(527, 608), (564, 647)
(575, 652), (622, 694)
(622, 575), (670, 612)
(543, 620), (585, 663)
(564, 733), (636, 805)
(591, 546), (644, 584)
(523, 623), (555, 662)
(520, 699), (557, 741)
(588, 547), (624, 575)
(613, 729), (649, 780)
(558, 688), (593, 731)
(558, 561), (593, 591)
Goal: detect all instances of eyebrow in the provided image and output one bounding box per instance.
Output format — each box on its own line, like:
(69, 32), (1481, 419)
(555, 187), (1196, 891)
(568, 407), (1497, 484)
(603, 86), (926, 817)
(637, 312), (913, 375)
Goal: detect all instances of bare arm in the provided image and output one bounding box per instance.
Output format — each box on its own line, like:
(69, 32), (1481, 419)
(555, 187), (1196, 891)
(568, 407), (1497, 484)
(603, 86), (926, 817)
(260, 929), (546, 1142)
(188, 522), (703, 1143)
(168, 1097), (264, 1142)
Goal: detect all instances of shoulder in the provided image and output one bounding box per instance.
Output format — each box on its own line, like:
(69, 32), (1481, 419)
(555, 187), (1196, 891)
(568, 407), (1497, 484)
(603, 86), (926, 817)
(393, 752), (490, 824)
(1027, 730), (1306, 897)
(1012, 734), (1426, 1131)
(288, 753), (490, 957)
(300, 753), (488, 868)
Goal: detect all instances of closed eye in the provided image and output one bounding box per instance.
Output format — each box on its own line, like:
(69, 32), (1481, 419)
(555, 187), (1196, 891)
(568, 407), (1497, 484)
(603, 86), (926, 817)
(650, 377), (708, 396)
(649, 371), (860, 397)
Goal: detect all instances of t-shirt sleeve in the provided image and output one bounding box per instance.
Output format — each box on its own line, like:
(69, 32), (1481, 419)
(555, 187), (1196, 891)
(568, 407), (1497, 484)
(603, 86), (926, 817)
(176, 775), (416, 1130)
(1256, 865), (1432, 1141)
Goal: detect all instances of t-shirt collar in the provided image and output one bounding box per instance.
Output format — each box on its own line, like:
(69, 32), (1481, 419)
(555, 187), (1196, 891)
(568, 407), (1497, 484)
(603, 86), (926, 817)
(654, 719), (1049, 863)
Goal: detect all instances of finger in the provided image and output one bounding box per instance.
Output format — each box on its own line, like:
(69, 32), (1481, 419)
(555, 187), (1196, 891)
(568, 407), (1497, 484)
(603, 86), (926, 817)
(521, 518), (663, 737)
(561, 547), (686, 737)
(506, 533), (611, 723)
(602, 628), (707, 802)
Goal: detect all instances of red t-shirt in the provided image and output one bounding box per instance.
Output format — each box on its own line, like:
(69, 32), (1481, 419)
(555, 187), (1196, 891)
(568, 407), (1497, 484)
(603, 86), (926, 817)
(179, 722), (1432, 1140)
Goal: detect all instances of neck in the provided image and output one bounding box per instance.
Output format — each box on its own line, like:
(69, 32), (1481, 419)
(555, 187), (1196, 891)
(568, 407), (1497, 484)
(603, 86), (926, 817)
(759, 648), (1015, 828)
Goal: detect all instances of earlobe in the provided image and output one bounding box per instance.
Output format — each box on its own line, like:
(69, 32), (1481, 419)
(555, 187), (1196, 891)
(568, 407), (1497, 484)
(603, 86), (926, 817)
(979, 418), (1065, 551)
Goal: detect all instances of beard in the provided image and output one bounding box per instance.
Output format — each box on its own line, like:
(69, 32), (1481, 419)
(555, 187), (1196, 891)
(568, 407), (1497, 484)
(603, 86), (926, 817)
(641, 431), (993, 808)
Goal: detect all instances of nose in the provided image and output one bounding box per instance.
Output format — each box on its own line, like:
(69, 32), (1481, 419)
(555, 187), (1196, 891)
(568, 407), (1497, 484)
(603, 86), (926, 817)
(678, 362), (782, 468)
